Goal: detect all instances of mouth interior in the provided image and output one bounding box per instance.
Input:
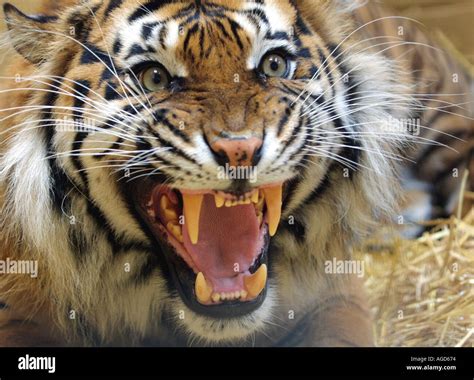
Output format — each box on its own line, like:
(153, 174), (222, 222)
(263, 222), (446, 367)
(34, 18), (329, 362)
(141, 185), (282, 307)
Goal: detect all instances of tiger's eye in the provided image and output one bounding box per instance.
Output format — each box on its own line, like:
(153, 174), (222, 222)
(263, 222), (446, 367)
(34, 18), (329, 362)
(261, 54), (288, 78)
(140, 66), (170, 91)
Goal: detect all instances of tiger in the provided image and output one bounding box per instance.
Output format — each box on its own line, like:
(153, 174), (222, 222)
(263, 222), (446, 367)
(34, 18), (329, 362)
(0, 0), (472, 347)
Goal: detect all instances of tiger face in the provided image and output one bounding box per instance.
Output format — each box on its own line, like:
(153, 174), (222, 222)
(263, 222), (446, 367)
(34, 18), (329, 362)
(2, 0), (407, 344)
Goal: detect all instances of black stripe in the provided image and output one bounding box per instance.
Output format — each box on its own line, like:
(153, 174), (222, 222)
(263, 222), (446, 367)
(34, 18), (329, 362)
(68, 228), (91, 259)
(183, 23), (200, 53)
(277, 106), (293, 137)
(96, 137), (125, 159)
(158, 25), (168, 49)
(103, 0), (124, 20)
(41, 74), (76, 213)
(112, 38), (122, 55)
(153, 110), (192, 144)
(228, 19), (244, 50)
(266, 31), (289, 41)
(128, 0), (176, 22)
(298, 48), (312, 58)
(317, 48), (334, 89)
(295, 13), (311, 35)
(213, 19), (231, 40)
(142, 21), (160, 40)
(279, 111), (305, 158)
(199, 27), (205, 56)
(150, 130), (200, 167)
(125, 44), (149, 60)
(282, 176), (303, 214)
(70, 80), (92, 190)
(328, 107), (361, 177)
(80, 43), (115, 69)
(243, 8), (269, 26)
(132, 253), (161, 284)
(301, 164), (334, 206)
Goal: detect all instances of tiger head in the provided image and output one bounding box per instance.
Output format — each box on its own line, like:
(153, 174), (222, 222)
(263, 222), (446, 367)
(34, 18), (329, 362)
(1, 0), (409, 345)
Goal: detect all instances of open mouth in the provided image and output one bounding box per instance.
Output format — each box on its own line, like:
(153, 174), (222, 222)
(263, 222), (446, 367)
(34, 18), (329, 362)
(134, 182), (283, 318)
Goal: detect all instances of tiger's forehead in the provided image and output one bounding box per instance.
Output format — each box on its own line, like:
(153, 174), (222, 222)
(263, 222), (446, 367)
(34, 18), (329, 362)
(108, 0), (298, 78)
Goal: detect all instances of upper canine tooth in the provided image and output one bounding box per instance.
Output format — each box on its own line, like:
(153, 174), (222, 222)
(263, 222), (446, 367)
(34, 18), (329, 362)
(214, 194), (225, 208)
(244, 264), (267, 299)
(183, 193), (203, 244)
(262, 185), (282, 236)
(195, 272), (213, 304)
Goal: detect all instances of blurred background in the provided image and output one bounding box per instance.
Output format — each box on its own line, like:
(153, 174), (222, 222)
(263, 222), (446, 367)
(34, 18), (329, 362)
(0, 0), (473, 65)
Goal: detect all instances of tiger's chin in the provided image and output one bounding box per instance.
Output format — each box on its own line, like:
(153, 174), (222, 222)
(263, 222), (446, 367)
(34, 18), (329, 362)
(130, 180), (284, 320)
(168, 290), (277, 344)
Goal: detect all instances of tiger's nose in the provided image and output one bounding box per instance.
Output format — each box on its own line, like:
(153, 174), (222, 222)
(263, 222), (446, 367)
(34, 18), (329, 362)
(211, 137), (263, 167)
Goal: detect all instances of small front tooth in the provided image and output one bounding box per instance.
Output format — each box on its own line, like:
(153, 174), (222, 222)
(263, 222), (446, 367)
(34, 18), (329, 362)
(212, 293), (220, 303)
(160, 195), (170, 211)
(214, 194), (225, 208)
(262, 185), (283, 236)
(256, 194), (265, 211)
(240, 290), (248, 299)
(220, 292), (226, 300)
(244, 264), (267, 299)
(195, 272), (213, 304)
(167, 222), (183, 242)
(251, 190), (259, 203)
(225, 200), (232, 207)
(234, 291), (240, 299)
(182, 193), (204, 244)
(164, 208), (178, 221)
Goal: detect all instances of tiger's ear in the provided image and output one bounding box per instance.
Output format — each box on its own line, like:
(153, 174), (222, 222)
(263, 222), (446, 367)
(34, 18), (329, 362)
(3, 3), (59, 65)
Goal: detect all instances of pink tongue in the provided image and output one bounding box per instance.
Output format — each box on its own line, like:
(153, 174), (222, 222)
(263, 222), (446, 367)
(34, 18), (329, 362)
(183, 195), (262, 292)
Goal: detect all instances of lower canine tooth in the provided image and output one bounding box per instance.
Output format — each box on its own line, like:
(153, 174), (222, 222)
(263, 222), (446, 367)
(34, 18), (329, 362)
(195, 272), (212, 304)
(244, 264), (267, 299)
